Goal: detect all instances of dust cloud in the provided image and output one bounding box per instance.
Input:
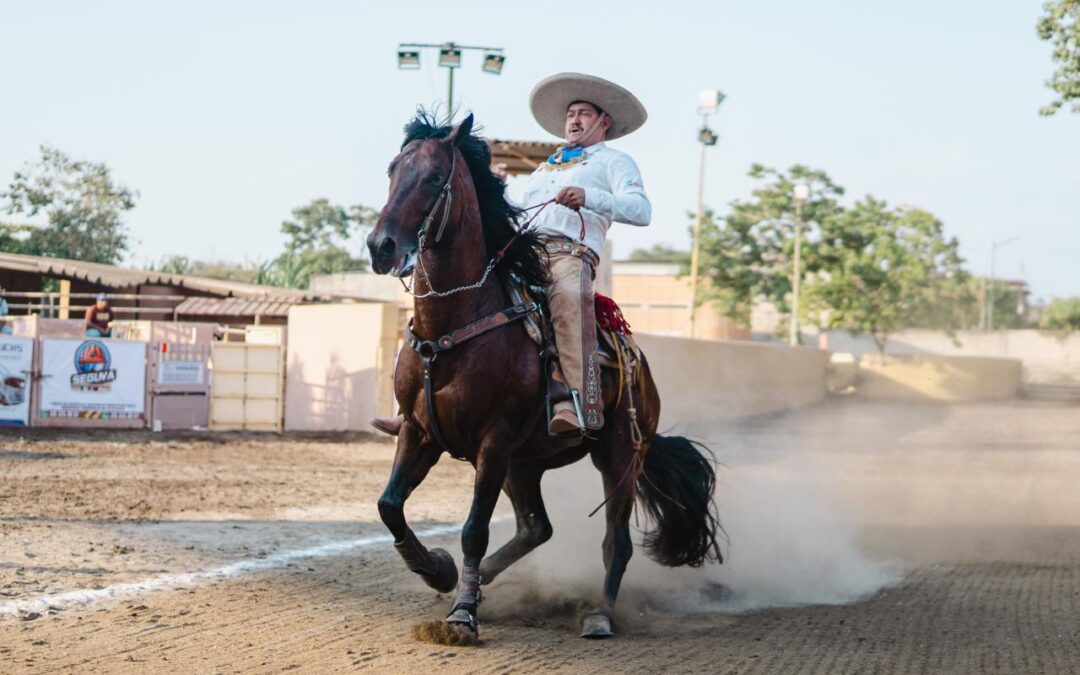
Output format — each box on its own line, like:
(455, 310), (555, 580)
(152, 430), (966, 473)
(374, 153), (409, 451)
(484, 418), (898, 615)
(476, 399), (1080, 619)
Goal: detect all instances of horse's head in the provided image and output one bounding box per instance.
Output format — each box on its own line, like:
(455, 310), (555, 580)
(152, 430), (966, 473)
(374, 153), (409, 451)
(367, 114), (474, 277)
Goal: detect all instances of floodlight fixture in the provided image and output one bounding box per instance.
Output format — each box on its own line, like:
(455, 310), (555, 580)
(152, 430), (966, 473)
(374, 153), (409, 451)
(698, 126), (718, 146)
(698, 89), (726, 112)
(397, 48), (421, 70)
(438, 43), (462, 68)
(482, 51), (506, 75)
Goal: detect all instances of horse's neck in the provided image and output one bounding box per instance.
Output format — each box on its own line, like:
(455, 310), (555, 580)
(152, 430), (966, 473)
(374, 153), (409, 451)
(411, 202), (504, 338)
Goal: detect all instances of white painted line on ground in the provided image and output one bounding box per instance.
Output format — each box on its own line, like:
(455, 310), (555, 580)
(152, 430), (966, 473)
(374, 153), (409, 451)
(0, 521), (471, 619)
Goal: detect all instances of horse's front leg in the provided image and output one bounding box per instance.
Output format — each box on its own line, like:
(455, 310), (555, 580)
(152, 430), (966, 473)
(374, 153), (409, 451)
(378, 421), (458, 593)
(445, 446), (509, 633)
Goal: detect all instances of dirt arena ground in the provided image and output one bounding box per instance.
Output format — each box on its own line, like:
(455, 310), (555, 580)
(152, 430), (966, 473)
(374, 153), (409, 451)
(2, 398), (1079, 674)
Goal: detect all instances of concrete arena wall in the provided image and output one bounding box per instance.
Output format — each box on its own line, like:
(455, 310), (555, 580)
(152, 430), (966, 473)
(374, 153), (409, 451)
(824, 329), (1080, 385)
(635, 334), (828, 434)
(284, 303), (397, 431)
(855, 353), (1022, 402)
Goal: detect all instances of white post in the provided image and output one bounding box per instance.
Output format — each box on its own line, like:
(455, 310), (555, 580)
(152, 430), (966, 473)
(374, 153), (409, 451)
(688, 137), (708, 339)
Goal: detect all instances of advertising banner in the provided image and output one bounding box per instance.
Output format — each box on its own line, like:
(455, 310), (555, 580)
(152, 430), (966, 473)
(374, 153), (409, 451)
(0, 336), (33, 426)
(40, 339), (146, 419)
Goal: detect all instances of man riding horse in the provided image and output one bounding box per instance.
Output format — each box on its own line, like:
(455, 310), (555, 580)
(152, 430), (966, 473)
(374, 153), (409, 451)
(365, 74), (721, 640)
(373, 72), (651, 436)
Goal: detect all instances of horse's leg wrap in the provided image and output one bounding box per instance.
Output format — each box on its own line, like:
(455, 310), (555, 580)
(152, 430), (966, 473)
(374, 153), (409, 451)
(446, 565), (482, 631)
(394, 529), (458, 593)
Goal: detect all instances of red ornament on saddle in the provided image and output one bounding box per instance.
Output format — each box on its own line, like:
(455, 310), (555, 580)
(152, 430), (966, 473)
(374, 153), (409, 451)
(594, 294), (632, 336)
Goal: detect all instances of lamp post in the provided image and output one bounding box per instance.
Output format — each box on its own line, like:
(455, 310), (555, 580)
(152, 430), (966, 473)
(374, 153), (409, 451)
(987, 235), (1020, 331)
(687, 89), (724, 339)
(789, 183), (810, 346)
(397, 42), (506, 121)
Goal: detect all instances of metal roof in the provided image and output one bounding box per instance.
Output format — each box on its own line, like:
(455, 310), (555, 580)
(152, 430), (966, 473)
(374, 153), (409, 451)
(487, 139), (559, 176)
(0, 251), (332, 302)
(174, 296), (303, 318)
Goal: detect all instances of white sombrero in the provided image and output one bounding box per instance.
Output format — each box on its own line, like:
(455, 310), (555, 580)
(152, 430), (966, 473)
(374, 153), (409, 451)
(529, 73), (647, 141)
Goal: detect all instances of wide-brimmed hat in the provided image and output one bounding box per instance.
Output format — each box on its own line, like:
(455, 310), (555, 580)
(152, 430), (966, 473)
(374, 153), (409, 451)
(529, 73), (647, 141)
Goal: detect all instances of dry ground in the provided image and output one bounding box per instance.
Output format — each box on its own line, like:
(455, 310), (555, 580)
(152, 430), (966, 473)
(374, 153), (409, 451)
(2, 399), (1079, 674)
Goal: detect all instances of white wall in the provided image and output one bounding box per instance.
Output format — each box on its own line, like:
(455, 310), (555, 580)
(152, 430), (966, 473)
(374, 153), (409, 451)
(284, 303), (397, 431)
(824, 329), (1080, 384)
(636, 334), (828, 435)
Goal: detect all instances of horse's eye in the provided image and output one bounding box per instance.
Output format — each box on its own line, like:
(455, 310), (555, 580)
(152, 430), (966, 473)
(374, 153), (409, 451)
(429, 173), (444, 185)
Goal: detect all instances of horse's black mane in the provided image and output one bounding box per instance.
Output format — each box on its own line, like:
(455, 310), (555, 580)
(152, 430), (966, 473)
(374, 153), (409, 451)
(401, 110), (548, 288)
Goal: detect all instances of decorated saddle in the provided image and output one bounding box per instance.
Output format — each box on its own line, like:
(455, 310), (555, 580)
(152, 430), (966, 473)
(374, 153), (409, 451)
(504, 276), (643, 431)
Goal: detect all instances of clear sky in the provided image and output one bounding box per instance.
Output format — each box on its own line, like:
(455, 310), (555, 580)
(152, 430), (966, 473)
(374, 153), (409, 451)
(2, 1), (1078, 299)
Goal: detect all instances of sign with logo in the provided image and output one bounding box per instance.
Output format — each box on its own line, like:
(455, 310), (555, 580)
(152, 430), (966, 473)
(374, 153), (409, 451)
(0, 336), (33, 426)
(40, 339), (146, 419)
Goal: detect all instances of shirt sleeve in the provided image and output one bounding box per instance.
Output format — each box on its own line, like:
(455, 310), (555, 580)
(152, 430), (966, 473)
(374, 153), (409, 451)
(583, 152), (652, 227)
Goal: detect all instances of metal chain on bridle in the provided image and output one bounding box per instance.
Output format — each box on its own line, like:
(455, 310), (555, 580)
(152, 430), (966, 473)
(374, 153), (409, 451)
(399, 149), (583, 299)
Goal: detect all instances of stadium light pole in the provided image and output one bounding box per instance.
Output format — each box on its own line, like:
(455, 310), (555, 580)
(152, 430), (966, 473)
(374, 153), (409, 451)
(987, 235), (1020, 331)
(789, 183), (810, 346)
(397, 42), (506, 121)
(687, 89), (724, 339)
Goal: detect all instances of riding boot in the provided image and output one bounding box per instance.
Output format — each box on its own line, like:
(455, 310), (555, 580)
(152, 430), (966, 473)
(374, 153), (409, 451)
(544, 240), (603, 431)
(370, 415), (404, 436)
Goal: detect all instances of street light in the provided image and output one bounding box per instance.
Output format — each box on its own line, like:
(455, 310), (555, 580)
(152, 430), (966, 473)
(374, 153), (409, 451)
(790, 183), (810, 346)
(687, 89), (725, 339)
(397, 42), (506, 120)
(396, 49), (421, 69)
(987, 235), (1020, 331)
(481, 52), (506, 75)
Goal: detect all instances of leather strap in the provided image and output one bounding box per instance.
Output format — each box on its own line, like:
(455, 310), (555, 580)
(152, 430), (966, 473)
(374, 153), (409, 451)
(407, 302), (539, 457)
(405, 302), (538, 360)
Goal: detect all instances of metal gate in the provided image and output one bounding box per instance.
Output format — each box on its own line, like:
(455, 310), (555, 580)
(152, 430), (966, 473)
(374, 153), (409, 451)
(151, 342), (211, 430)
(209, 342), (284, 431)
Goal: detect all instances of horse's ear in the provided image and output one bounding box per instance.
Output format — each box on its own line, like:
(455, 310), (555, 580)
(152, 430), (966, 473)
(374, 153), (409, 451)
(448, 113), (474, 148)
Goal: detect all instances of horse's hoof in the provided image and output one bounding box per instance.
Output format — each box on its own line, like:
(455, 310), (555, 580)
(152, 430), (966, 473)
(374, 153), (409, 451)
(579, 613), (614, 639)
(420, 548), (459, 594)
(445, 607), (479, 634)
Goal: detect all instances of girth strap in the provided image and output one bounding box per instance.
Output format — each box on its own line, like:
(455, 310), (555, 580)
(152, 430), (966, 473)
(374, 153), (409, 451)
(406, 302), (538, 457)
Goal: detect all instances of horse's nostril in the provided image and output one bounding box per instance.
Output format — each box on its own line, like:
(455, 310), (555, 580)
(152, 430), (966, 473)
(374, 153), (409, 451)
(377, 237), (397, 261)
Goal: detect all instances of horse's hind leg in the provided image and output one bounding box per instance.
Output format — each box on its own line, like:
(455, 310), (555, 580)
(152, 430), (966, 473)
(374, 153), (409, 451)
(479, 462), (552, 585)
(378, 422), (458, 593)
(582, 436), (639, 639)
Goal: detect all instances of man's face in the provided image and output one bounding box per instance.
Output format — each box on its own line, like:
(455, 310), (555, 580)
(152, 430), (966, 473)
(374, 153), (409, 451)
(565, 102), (610, 146)
(96, 300), (107, 310)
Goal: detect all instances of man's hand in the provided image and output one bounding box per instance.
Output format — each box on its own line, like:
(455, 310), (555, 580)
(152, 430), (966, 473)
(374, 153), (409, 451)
(492, 162), (509, 183)
(555, 186), (586, 211)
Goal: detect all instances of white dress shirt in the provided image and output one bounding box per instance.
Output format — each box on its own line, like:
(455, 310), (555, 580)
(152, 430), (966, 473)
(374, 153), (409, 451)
(520, 143), (651, 256)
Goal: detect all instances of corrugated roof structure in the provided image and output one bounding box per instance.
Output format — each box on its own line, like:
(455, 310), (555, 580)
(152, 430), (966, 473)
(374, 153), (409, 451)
(174, 296), (303, 319)
(487, 139), (559, 176)
(0, 251), (345, 324)
(0, 251), (326, 301)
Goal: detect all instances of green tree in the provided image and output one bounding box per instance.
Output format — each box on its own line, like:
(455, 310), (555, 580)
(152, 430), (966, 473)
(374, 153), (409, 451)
(1040, 297), (1080, 330)
(2, 146), (136, 263)
(156, 255), (194, 275)
(805, 199), (968, 353)
(628, 243), (689, 264)
(268, 198), (376, 289)
(1037, 0), (1080, 115)
(695, 164), (845, 323)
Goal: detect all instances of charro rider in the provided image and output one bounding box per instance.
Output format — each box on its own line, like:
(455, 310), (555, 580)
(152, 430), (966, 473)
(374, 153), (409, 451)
(372, 72), (650, 436)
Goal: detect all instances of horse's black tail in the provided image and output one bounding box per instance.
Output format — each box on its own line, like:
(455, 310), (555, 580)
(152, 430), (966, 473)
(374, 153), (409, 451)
(635, 434), (724, 567)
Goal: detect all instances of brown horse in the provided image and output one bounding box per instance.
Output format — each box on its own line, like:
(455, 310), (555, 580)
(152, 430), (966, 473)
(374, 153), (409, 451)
(366, 111), (722, 639)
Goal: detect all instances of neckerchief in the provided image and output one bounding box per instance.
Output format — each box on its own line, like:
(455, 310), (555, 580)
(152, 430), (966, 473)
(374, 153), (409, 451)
(543, 145), (586, 171)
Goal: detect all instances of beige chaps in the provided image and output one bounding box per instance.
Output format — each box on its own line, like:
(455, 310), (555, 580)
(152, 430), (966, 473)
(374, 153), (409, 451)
(543, 238), (603, 430)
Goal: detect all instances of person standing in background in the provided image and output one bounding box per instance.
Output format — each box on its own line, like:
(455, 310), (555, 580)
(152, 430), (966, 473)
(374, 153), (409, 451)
(85, 293), (113, 337)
